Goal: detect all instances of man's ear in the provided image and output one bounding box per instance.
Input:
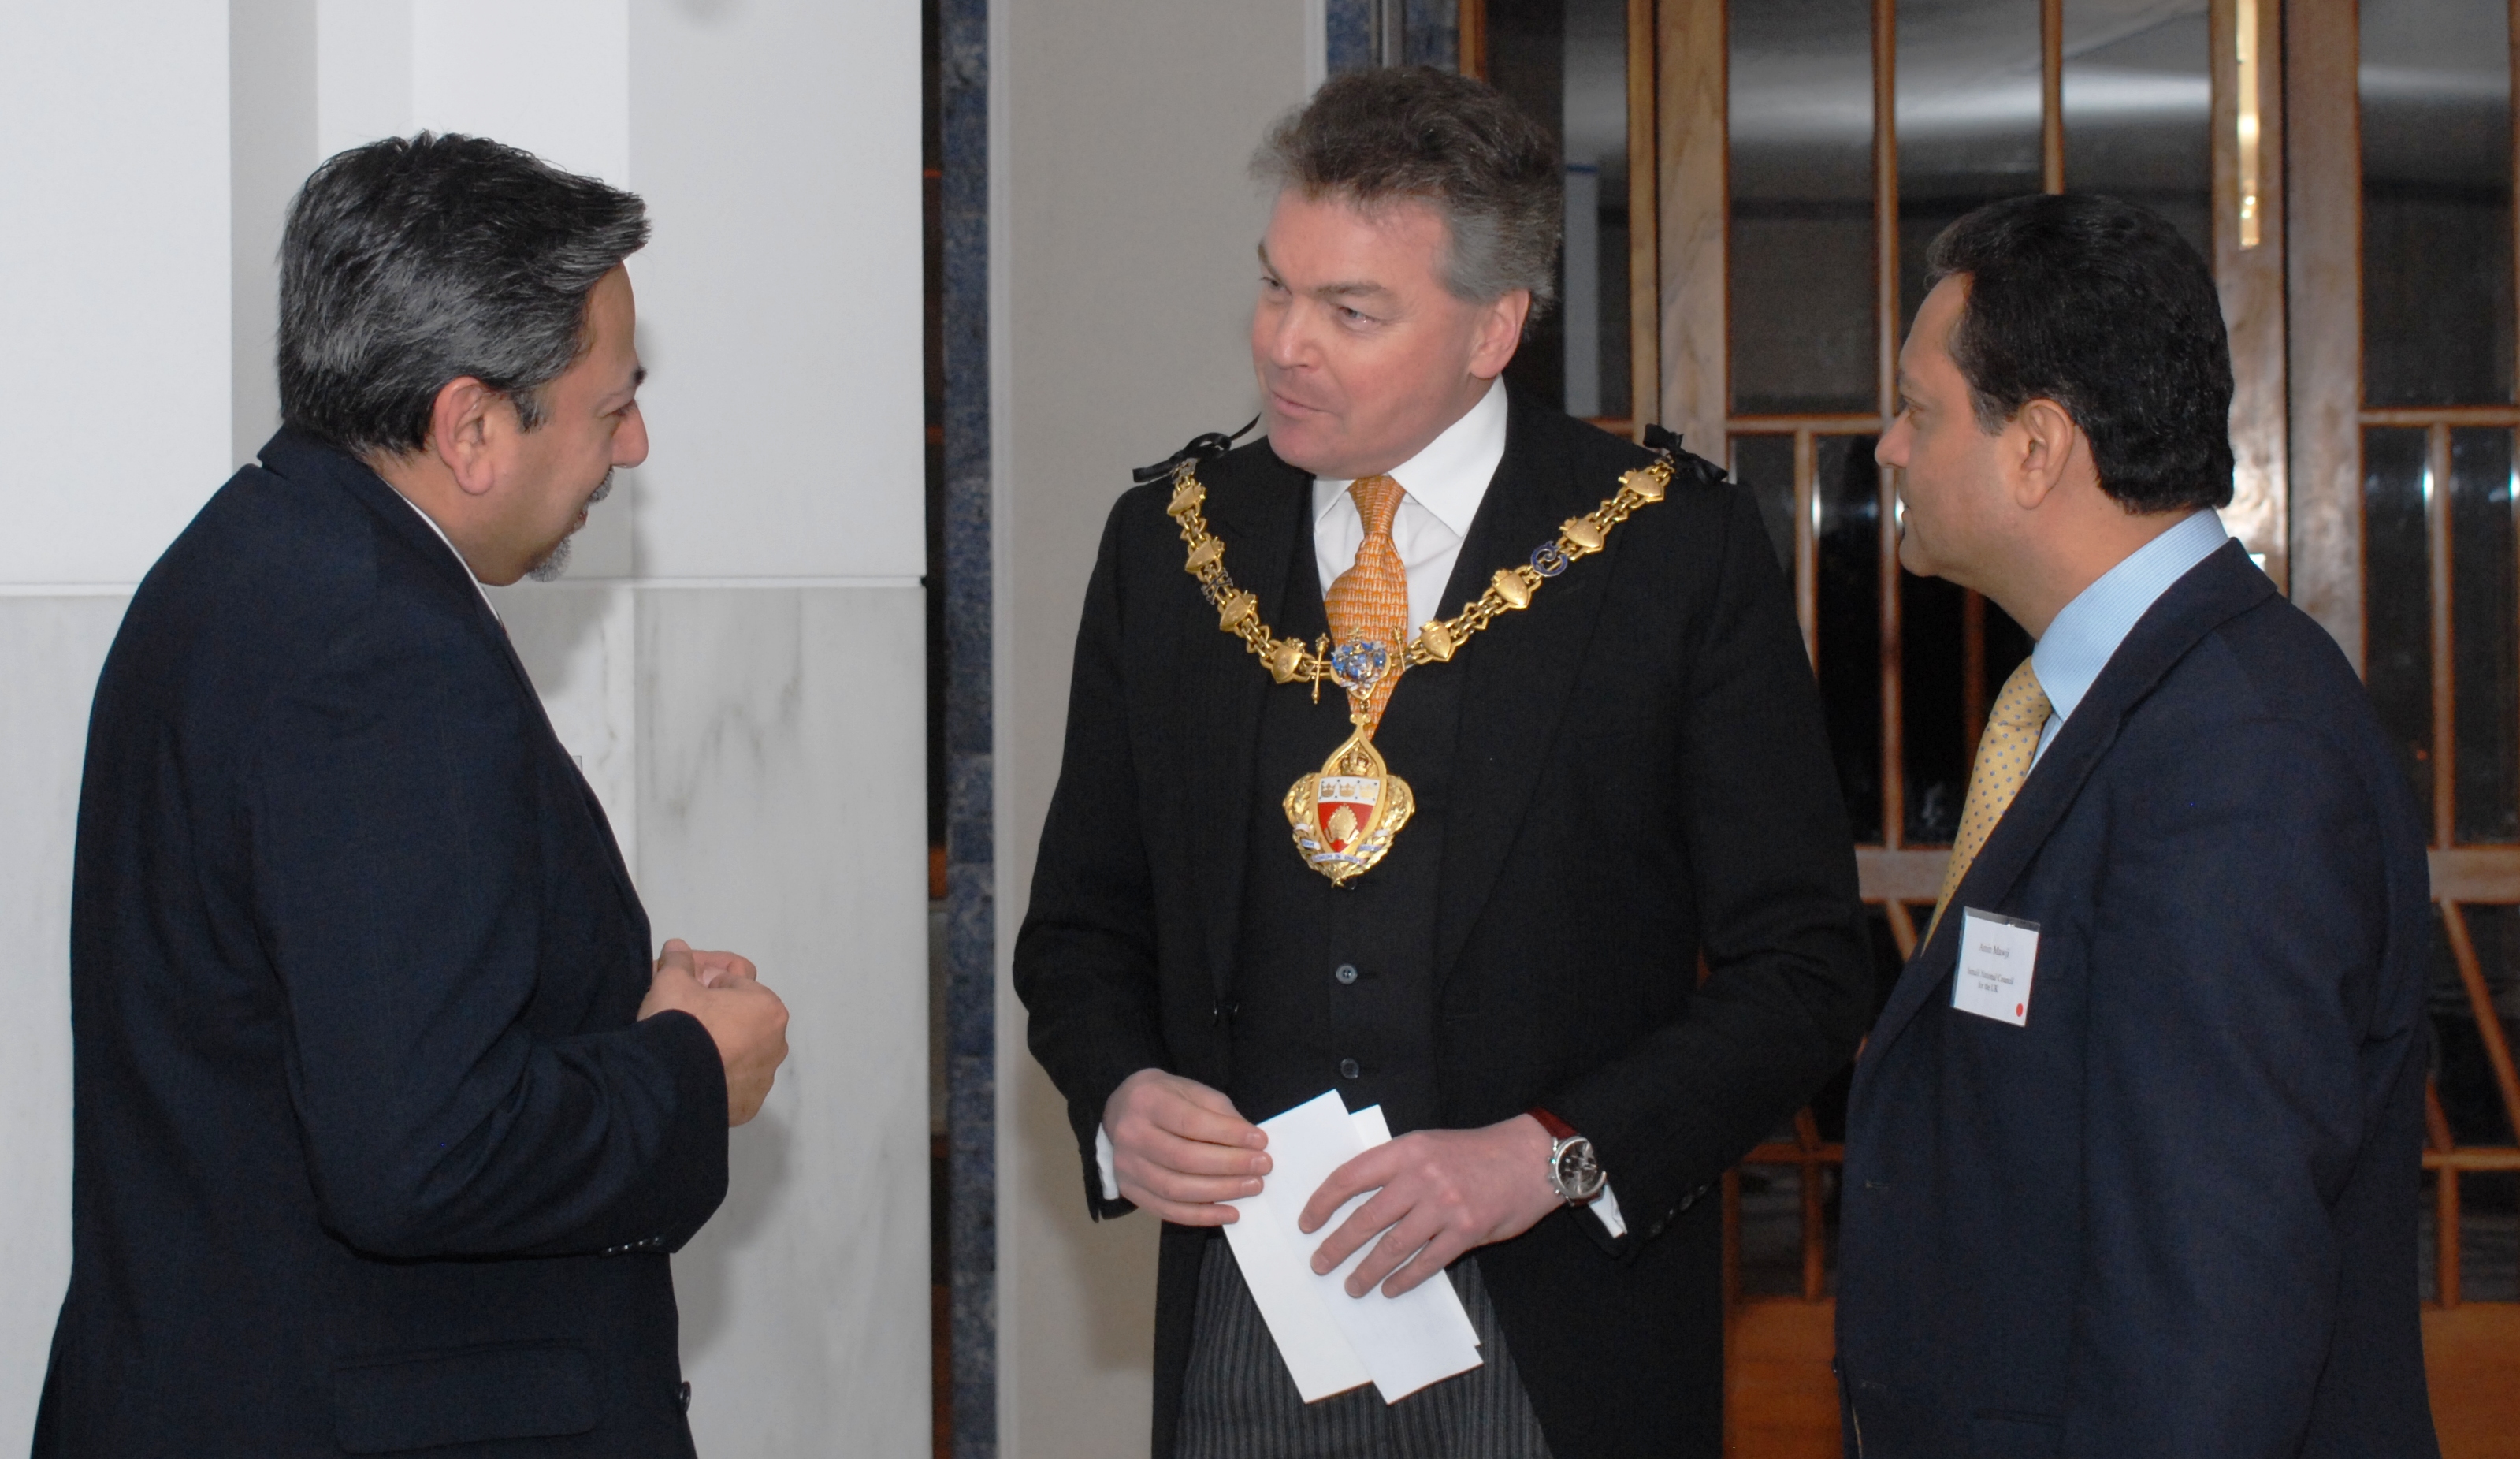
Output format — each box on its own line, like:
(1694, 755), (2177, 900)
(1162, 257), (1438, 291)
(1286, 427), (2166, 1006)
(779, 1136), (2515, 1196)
(1468, 289), (1531, 380)
(427, 377), (508, 499)
(2008, 397), (2085, 511)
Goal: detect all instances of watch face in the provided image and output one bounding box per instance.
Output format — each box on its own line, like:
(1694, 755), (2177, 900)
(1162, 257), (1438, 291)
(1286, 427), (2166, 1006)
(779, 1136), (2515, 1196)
(1552, 1137), (1605, 1203)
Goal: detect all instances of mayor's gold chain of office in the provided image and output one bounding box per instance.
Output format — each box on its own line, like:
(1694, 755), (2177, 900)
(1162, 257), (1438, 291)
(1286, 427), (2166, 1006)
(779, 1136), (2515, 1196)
(1162, 451), (1676, 685)
(1162, 448), (1675, 884)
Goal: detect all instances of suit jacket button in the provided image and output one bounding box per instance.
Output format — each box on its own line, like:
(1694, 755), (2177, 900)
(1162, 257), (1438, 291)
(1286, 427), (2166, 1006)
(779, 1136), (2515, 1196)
(1338, 1058), (1361, 1080)
(678, 1380), (693, 1413)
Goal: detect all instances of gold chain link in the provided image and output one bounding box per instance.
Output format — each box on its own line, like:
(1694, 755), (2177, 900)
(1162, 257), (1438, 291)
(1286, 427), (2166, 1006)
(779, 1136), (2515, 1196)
(1163, 452), (1678, 686)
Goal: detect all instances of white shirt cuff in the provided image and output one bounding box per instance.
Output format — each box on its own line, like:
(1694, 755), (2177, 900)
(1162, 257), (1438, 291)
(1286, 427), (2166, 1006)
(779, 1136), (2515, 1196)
(1591, 1180), (1627, 1238)
(1095, 1122), (1121, 1202)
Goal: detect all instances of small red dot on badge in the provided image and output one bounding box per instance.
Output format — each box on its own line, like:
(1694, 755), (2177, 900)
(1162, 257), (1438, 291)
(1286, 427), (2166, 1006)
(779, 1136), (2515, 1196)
(2014, 1004), (2024, 1016)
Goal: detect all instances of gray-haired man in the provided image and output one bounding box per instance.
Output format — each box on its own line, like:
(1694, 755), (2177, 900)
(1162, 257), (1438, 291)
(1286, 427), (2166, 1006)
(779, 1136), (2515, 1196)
(38, 134), (786, 1456)
(1016, 67), (1871, 1459)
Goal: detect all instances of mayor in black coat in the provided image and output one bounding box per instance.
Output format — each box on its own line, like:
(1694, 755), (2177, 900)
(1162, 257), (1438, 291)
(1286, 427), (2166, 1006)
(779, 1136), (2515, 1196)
(1014, 69), (1872, 1459)
(1836, 195), (2439, 1457)
(35, 135), (790, 1457)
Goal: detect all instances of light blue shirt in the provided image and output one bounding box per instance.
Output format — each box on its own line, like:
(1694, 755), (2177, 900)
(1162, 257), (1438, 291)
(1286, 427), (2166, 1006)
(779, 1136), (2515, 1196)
(2030, 508), (2232, 763)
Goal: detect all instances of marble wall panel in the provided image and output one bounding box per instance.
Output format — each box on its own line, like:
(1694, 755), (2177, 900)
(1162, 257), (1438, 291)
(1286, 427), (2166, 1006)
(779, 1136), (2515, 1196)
(0, 597), (129, 1439)
(0, 7), (231, 586)
(636, 586), (931, 1456)
(625, 0), (924, 581)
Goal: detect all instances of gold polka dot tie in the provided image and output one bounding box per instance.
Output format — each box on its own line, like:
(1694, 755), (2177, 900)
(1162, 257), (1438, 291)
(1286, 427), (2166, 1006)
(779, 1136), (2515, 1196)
(1927, 658), (2051, 943)
(1323, 474), (1411, 732)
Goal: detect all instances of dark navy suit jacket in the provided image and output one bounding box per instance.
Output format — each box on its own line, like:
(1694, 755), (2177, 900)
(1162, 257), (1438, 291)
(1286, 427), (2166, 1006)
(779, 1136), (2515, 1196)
(1837, 542), (2439, 1458)
(35, 431), (729, 1457)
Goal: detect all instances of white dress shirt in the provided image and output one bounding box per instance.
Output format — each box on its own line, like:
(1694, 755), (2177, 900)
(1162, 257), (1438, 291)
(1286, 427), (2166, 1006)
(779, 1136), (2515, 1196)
(1095, 379), (1628, 1238)
(2028, 508), (2231, 765)
(1309, 377), (1508, 630)
(391, 489), (502, 622)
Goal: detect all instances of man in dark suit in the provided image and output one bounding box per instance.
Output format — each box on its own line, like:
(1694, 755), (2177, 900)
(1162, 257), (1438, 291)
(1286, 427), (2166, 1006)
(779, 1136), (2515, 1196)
(1015, 68), (1871, 1459)
(1837, 193), (2438, 1457)
(35, 134), (790, 1457)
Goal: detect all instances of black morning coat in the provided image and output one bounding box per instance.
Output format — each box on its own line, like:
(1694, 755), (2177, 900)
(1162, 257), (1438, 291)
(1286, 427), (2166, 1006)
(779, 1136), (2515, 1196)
(1836, 542), (2442, 1458)
(35, 430), (729, 1457)
(1014, 387), (1876, 1459)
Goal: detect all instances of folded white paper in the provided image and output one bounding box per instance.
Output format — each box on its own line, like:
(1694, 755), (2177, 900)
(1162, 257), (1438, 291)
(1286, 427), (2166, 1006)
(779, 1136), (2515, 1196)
(1221, 1090), (1485, 1405)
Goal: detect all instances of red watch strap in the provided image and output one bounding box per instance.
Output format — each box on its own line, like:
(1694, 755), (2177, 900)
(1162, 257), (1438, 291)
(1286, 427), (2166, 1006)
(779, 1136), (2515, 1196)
(1528, 1107), (1578, 1141)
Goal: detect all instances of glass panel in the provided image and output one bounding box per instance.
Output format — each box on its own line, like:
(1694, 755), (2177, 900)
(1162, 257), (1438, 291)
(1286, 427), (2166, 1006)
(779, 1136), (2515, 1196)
(1563, 0), (1631, 418)
(2455, 430), (2520, 843)
(1732, 434), (1797, 572)
(1896, 0), (2045, 336)
(1817, 435), (1884, 843)
(2360, 0), (2514, 407)
(2061, 0), (2212, 259)
(2363, 426), (2436, 834)
(1728, 0), (1879, 415)
(1487, 0), (1634, 419)
(1488, 0), (1568, 410)
(1901, 572), (1967, 844)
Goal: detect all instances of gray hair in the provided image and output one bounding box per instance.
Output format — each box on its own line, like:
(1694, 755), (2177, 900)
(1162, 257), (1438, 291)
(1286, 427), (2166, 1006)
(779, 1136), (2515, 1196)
(278, 132), (649, 458)
(1252, 66), (1561, 320)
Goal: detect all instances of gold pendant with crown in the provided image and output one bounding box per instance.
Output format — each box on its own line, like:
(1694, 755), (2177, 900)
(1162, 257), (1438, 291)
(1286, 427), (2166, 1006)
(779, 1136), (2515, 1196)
(1281, 638), (1414, 885)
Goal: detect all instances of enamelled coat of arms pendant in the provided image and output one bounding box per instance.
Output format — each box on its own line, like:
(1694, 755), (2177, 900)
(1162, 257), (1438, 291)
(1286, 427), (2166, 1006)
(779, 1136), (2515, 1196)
(1283, 640), (1415, 885)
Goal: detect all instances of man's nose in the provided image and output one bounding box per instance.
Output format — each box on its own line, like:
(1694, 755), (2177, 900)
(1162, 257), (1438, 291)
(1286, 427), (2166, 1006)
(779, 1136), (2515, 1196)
(616, 407), (651, 469)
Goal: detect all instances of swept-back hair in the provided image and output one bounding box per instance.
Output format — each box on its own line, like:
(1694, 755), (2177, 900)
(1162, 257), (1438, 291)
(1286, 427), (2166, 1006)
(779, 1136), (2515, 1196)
(1253, 65), (1561, 319)
(278, 132), (649, 457)
(1924, 194), (2235, 512)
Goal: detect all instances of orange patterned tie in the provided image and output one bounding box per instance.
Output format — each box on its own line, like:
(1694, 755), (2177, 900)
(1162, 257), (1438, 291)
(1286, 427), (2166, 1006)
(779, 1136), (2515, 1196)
(1323, 474), (1411, 733)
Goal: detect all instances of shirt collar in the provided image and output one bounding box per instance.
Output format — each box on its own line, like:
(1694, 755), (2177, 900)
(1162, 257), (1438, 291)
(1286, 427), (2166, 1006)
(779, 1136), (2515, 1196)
(390, 489), (502, 621)
(2030, 508), (2229, 725)
(1311, 377), (1507, 538)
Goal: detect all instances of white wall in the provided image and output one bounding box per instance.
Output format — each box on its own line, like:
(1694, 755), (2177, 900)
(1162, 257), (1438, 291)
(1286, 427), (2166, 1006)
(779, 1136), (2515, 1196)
(0, 3), (927, 1452)
(992, 3), (1315, 1453)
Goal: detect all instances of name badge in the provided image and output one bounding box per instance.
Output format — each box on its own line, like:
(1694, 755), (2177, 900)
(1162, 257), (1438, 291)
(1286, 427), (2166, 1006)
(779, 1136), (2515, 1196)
(1953, 909), (2039, 1026)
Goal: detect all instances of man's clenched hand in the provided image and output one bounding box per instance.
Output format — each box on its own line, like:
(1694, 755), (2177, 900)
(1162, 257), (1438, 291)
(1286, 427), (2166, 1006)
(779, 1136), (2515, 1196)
(639, 938), (789, 1126)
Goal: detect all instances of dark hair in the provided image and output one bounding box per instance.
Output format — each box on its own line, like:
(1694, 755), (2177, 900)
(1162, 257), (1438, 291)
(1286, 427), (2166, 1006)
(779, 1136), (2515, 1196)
(1923, 194), (2233, 512)
(277, 132), (649, 457)
(1254, 66), (1561, 318)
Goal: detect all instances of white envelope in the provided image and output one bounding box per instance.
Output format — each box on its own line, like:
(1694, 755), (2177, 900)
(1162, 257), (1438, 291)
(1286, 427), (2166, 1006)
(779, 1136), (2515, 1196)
(1221, 1089), (1486, 1404)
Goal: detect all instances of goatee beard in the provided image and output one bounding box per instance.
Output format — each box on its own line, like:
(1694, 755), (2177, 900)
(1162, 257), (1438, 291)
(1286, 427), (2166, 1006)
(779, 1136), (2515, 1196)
(522, 471), (614, 583)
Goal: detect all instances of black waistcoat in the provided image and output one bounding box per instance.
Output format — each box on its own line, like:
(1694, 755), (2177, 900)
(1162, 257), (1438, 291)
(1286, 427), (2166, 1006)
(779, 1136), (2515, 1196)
(1224, 494), (1499, 1134)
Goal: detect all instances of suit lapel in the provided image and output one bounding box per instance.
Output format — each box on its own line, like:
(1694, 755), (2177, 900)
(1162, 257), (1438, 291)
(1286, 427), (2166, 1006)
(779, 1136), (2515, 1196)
(1178, 445), (1310, 1004)
(1865, 541), (2277, 1058)
(1433, 394), (1623, 985)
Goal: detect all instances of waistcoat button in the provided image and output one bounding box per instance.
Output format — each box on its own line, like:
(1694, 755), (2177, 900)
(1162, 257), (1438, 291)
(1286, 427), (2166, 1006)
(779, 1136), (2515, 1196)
(1335, 963), (1358, 984)
(1339, 1058), (1361, 1079)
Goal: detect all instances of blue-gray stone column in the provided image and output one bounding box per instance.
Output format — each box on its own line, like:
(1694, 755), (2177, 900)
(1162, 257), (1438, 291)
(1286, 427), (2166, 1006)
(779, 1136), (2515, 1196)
(939, 0), (995, 1450)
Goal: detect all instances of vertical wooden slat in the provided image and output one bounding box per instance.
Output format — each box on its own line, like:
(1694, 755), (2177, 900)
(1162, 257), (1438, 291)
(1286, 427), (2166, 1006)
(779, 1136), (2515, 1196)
(1793, 1110), (1828, 1302)
(1626, 0), (1658, 438)
(2284, 0), (2364, 665)
(2426, 1081), (2462, 1307)
(1458, 0), (1486, 80)
(2441, 903), (2520, 1142)
(1880, 448), (1907, 850)
(1659, 0), (1727, 452)
(2040, 0), (2065, 193)
(1794, 430), (1819, 658)
(1874, 0), (1901, 420)
(2214, 0), (2291, 588)
(1721, 1167), (1742, 1310)
(1883, 901), (1919, 960)
(1875, 0), (1905, 851)
(2429, 422), (2457, 843)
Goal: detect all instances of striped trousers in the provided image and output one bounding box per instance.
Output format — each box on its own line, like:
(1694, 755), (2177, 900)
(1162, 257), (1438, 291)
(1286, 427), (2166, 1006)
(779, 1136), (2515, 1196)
(1174, 1238), (1557, 1459)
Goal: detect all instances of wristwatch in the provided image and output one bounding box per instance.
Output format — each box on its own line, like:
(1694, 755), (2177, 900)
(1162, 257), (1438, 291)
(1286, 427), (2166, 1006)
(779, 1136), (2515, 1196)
(1529, 1107), (1605, 1205)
